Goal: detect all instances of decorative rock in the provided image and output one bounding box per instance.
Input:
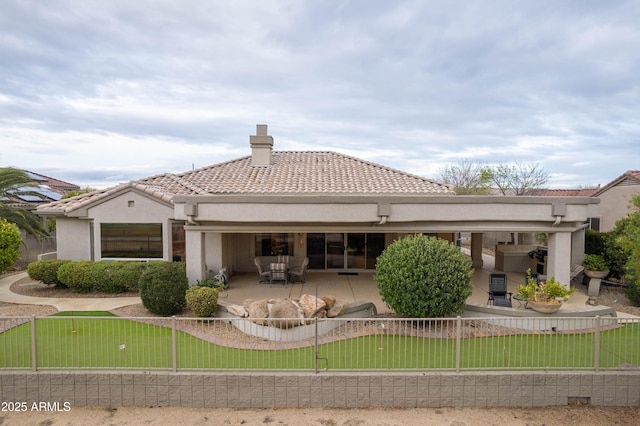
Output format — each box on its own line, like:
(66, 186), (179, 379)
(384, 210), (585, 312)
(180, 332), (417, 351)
(321, 295), (337, 309)
(227, 304), (248, 317)
(299, 294), (326, 318)
(247, 300), (269, 325)
(268, 299), (305, 329)
(326, 300), (346, 318)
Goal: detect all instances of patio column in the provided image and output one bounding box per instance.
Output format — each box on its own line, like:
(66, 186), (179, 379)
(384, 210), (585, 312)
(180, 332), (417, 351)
(204, 232), (224, 273)
(571, 226), (586, 268)
(547, 231), (572, 288)
(185, 229), (206, 285)
(471, 233), (483, 268)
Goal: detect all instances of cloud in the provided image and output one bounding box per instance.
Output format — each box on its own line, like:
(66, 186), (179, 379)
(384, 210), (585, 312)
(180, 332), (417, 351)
(1, 1), (638, 190)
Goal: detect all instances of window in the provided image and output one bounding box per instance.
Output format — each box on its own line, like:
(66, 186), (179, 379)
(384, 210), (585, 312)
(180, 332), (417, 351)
(588, 217), (600, 231)
(171, 222), (185, 262)
(255, 233), (294, 256)
(100, 223), (163, 258)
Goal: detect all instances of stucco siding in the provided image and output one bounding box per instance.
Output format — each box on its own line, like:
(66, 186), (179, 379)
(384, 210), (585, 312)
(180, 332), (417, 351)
(190, 203), (380, 223)
(86, 190), (175, 260)
(56, 217), (92, 261)
(597, 185), (640, 232)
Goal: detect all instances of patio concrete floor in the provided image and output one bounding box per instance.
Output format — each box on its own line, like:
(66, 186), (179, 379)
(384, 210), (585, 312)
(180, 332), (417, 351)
(224, 251), (589, 315)
(0, 250), (592, 314)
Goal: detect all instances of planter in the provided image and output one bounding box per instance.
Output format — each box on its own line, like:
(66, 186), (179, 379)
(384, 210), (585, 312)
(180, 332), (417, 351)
(584, 270), (608, 297)
(584, 270), (608, 279)
(528, 300), (562, 314)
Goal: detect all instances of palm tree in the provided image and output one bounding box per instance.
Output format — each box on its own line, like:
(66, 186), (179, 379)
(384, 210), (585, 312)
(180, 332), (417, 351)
(0, 167), (49, 240)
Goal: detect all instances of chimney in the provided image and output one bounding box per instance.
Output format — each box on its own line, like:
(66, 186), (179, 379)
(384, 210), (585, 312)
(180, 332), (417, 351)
(250, 124), (273, 167)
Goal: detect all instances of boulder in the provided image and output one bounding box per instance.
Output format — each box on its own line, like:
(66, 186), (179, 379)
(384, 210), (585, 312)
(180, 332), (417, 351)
(246, 299), (269, 325)
(268, 299), (305, 329)
(321, 295), (337, 309)
(227, 304), (248, 317)
(326, 300), (346, 318)
(298, 294), (326, 318)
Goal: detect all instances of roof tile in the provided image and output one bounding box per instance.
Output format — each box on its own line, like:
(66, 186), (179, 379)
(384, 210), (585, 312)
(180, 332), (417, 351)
(37, 151), (454, 214)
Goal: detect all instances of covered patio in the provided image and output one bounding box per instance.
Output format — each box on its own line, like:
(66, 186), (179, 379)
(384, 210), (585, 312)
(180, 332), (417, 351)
(219, 250), (591, 315)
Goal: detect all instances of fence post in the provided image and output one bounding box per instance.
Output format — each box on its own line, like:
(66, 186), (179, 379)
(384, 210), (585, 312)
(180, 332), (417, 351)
(456, 316), (461, 372)
(594, 316), (601, 372)
(31, 315), (37, 372)
(172, 316), (177, 372)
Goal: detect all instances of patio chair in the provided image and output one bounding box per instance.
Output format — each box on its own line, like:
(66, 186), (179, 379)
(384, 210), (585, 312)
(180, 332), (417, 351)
(289, 257), (309, 283)
(269, 262), (288, 286)
(570, 264), (584, 283)
(254, 258), (271, 283)
(488, 273), (512, 307)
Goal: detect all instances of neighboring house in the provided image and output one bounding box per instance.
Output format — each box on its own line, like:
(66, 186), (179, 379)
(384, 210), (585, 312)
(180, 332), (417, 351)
(3, 170), (80, 267)
(37, 125), (598, 287)
(3, 170), (80, 209)
(591, 170), (640, 232)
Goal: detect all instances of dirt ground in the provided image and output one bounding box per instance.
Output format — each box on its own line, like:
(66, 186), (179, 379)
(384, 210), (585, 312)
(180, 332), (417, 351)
(1, 405), (639, 426)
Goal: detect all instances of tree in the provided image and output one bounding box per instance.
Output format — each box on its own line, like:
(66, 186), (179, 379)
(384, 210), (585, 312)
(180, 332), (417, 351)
(437, 160), (491, 195)
(374, 234), (473, 317)
(0, 168), (48, 239)
(438, 160), (549, 196)
(0, 218), (21, 273)
(617, 195), (640, 280)
(486, 162), (550, 196)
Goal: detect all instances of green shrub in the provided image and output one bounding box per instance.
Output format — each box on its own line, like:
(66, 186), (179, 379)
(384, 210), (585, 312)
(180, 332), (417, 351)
(374, 234), (473, 317)
(119, 262), (147, 290)
(0, 218), (21, 274)
(603, 216), (632, 279)
(91, 261), (147, 293)
(626, 278), (640, 307)
(582, 254), (608, 271)
(585, 229), (605, 255)
(186, 286), (219, 317)
(26, 259), (71, 287)
(139, 262), (188, 316)
(57, 261), (95, 293)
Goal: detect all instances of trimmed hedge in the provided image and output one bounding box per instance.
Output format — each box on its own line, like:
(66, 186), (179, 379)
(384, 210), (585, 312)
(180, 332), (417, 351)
(90, 261), (147, 293)
(186, 286), (219, 317)
(139, 262), (188, 316)
(26, 259), (71, 287)
(57, 261), (95, 293)
(374, 234), (473, 317)
(27, 259), (147, 293)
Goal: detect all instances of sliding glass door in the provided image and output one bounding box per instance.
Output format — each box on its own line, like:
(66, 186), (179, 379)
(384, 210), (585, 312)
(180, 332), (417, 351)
(306, 232), (385, 270)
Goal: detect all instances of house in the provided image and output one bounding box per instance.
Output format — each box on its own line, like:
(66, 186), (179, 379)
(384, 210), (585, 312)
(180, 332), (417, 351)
(3, 170), (80, 267)
(36, 125), (599, 288)
(3, 170), (80, 209)
(591, 170), (640, 232)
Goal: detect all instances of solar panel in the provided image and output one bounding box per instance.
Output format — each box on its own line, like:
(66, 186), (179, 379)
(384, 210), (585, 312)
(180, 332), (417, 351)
(9, 186), (62, 201)
(16, 194), (45, 202)
(34, 187), (62, 201)
(25, 171), (46, 182)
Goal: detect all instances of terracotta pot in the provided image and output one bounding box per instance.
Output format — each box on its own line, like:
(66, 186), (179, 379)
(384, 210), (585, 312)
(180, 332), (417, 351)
(584, 270), (608, 279)
(528, 300), (562, 314)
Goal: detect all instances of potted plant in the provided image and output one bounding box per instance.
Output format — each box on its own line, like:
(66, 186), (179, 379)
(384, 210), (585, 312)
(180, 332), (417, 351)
(516, 270), (574, 314)
(582, 254), (609, 279)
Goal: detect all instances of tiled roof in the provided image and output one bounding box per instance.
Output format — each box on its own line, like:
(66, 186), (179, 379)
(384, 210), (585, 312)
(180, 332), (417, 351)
(38, 151), (454, 214)
(23, 170), (80, 194)
(525, 188), (600, 197)
(593, 170), (640, 197)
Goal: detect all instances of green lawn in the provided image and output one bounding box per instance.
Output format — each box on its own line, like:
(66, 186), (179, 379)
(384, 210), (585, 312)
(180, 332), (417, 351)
(0, 316), (637, 371)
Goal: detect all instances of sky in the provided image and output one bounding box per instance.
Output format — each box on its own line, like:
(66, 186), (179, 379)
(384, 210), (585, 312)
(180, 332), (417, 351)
(1, 1), (639, 190)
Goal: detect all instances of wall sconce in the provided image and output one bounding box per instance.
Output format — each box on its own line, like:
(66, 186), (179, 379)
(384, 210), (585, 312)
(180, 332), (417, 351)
(298, 233), (304, 247)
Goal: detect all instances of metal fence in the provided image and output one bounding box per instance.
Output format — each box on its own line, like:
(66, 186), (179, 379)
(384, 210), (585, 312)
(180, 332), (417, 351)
(0, 315), (638, 373)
